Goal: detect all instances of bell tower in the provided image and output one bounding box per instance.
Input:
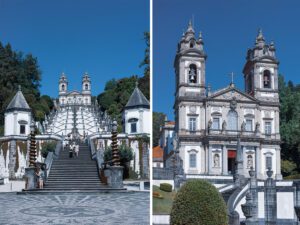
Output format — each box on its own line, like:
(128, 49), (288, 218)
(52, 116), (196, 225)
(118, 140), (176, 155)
(82, 72), (91, 94)
(174, 20), (206, 98)
(243, 29), (279, 102)
(59, 72), (68, 94)
(174, 21), (207, 134)
(82, 72), (91, 105)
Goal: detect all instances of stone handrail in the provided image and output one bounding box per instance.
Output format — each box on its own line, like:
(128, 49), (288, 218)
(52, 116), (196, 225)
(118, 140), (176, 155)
(227, 182), (249, 213)
(44, 152), (54, 178)
(54, 141), (62, 157)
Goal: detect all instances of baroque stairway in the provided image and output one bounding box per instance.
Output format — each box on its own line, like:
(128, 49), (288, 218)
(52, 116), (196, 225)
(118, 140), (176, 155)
(43, 143), (107, 191)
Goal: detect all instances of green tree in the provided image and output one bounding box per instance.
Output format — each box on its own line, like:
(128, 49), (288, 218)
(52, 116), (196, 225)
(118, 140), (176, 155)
(153, 112), (166, 147)
(279, 75), (300, 176)
(0, 41), (53, 134)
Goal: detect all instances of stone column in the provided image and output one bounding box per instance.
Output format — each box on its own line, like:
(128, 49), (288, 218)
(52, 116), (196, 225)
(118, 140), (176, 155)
(8, 140), (16, 179)
(13, 112), (17, 134)
(208, 145), (212, 174)
(222, 145), (228, 175)
(265, 169), (277, 225)
(275, 147), (282, 180)
(255, 146), (261, 179)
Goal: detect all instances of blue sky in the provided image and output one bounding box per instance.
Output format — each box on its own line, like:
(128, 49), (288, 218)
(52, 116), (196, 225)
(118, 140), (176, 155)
(0, 0), (149, 97)
(153, 0), (300, 120)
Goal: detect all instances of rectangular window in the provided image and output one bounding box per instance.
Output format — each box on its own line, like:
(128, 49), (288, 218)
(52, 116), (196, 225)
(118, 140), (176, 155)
(266, 156), (272, 170)
(20, 125), (25, 134)
(131, 123), (137, 133)
(212, 118), (220, 130)
(189, 154), (196, 168)
(189, 118), (196, 131)
(245, 119), (253, 131)
(265, 121), (272, 135)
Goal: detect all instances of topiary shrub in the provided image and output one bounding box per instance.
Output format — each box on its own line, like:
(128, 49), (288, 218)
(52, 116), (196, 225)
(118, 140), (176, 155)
(170, 180), (228, 225)
(160, 183), (172, 192)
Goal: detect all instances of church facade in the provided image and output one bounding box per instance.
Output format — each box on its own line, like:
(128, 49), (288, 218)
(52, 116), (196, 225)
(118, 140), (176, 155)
(58, 72), (92, 106)
(174, 22), (282, 180)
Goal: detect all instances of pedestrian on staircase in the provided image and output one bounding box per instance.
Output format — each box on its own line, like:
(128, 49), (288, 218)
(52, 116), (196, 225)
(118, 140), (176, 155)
(75, 144), (79, 157)
(35, 167), (44, 189)
(69, 143), (73, 158)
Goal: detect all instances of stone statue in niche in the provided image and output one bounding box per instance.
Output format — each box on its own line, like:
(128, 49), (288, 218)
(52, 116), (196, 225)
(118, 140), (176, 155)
(214, 154), (220, 167)
(255, 122), (260, 134)
(247, 155), (253, 168)
(222, 120), (227, 132)
(241, 121), (246, 132)
(208, 119), (212, 133)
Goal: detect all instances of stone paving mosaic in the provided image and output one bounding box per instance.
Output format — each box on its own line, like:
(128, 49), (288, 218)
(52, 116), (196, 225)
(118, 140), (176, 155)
(0, 192), (149, 225)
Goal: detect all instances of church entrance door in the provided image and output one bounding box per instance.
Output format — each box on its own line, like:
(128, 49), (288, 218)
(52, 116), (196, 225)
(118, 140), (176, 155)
(228, 150), (236, 174)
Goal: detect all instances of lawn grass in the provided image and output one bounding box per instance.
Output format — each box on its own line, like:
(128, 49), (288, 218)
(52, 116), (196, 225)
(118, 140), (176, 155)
(153, 185), (177, 214)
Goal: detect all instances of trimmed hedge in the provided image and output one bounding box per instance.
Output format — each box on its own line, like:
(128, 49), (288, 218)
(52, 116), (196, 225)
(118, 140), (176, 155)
(170, 180), (228, 225)
(160, 183), (172, 192)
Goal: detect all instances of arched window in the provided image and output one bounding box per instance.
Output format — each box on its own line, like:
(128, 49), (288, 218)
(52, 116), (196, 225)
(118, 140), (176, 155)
(188, 64), (197, 83)
(190, 40), (195, 48)
(85, 83), (89, 90)
(189, 153), (196, 168)
(61, 84), (65, 91)
(227, 110), (238, 130)
(263, 70), (271, 88)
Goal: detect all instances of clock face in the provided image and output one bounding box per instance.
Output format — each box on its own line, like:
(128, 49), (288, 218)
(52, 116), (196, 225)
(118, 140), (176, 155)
(190, 106), (196, 113)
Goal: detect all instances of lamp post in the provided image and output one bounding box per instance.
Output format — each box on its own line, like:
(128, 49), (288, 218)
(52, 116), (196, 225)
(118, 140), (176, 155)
(111, 120), (120, 166)
(29, 121), (37, 167)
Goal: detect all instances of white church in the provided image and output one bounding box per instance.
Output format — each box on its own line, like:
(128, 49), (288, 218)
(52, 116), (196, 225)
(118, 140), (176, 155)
(170, 22), (282, 180)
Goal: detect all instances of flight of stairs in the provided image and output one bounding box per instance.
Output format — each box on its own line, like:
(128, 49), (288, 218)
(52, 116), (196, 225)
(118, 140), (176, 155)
(43, 143), (107, 191)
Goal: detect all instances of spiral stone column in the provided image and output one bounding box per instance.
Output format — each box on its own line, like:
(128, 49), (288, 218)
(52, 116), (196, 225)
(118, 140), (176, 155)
(104, 120), (124, 189)
(29, 123), (37, 167)
(25, 121), (37, 190)
(111, 120), (120, 166)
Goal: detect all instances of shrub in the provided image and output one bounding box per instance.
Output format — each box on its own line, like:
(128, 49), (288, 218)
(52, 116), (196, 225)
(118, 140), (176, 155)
(284, 174), (300, 180)
(160, 183), (172, 192)
(41, 141), (56, 158)
(104, 144), (134, 179)
(170, 180), (228, 225)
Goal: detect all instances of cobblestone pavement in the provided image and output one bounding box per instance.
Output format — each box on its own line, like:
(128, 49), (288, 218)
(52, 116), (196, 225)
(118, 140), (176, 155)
(0, 192), (149, 225)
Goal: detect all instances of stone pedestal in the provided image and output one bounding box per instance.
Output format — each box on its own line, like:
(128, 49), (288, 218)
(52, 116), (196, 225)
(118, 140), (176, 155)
(25, 167), (36, 190)
(104, 166), (123, 188)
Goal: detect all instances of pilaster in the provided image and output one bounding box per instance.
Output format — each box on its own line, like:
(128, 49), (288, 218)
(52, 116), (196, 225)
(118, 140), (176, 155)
(222, 145), (228, 175)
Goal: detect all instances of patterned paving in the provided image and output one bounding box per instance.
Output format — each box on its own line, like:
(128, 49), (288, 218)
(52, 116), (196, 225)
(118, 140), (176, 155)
(0, 192), (149, 225)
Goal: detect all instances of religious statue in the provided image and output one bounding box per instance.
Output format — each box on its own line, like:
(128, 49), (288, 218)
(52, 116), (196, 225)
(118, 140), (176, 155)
(208, 119), (212, 133)
(247, 155), (253, 169)
(222, 120), (227, 132)
(214, 154), (220, 167)
(255, 122), (260, 133)
(241, 121), (246, 132)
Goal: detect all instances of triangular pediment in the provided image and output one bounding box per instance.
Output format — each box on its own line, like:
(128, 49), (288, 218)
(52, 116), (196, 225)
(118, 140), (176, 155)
(67, 90), (81, 95)
(209, 86), (257, 103)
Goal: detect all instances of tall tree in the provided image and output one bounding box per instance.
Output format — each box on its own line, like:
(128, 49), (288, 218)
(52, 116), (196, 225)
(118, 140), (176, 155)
(279, 75), (300, 176)
(0, 41), (53, 135)
(153, 112), (166, 147)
